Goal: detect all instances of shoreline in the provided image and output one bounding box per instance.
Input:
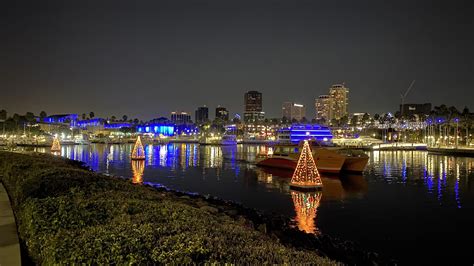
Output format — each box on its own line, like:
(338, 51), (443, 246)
(0, 151), (394, 264)
(138, 182), (391, 264)
(71, 157), (393, 264)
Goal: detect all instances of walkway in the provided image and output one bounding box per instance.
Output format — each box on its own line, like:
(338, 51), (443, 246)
(0, 182), (21, 266)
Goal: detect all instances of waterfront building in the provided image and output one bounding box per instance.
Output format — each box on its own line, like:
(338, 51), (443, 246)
(215, 106), (229, 121)
(329, 84), (349, 120)
(42, 114), (78, 127)
(137, 124), (175, 136)
(171, 111), (192, 124)
(315, 95), (332, 123)
(399, 103), (432, 117)
(104, 122), (132, 129)
(244, 90), (265, 123)
(77, 118), (104, 129)
(282, 102), (306, 121)
(243, 111), (265, 123)
(76, 118), (106, 134)
(137, 122), (198, 136)
(277, 124), (333, 144)
(349, 113), (366, 126)
(195, 106), (209, 124)
(243, 123), (277, 141)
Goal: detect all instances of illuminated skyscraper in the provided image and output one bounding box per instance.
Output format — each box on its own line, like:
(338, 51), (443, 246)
(171, 111), (192, 124)
(244, 90), (265, 123)
(244, 90), (263, 112)
(282, 102), (306, 121)
(315, 95), (332, 123)
(215, 106), (229, 121)
(195, 106), (209, 124)
(329, 84), (349, 120)
(315, 83), (349, 124)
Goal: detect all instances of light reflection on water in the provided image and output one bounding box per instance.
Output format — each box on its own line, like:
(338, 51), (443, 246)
(131, 160), (145, 184)
(26, 144), (474, 263)
(291, 191), (322, 234)
(368, 150), (473, 208)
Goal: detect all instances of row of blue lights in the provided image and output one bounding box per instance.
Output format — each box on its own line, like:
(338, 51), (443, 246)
(288, 124), (333, 143)
(104, 123), (132, 129)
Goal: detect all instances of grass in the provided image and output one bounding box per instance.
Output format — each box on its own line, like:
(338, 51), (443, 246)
(0, 152), (335, 264)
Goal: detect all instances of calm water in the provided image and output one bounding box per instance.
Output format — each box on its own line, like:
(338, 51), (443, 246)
(32, 144), (474, 263)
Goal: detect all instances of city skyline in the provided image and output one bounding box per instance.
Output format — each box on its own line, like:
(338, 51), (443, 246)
(2, 0), (473, 120)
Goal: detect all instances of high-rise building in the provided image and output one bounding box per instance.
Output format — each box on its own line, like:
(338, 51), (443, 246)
(282, 102), (306, 121)
(329, 84), (349, 120)
(195, 106), (209, 124)
(215, 106), (229, 121)
(244, 90), (265, 123)
(315, 95), (332, 123)
(244, 91), (263, 112)
(171, 111), (192, 124)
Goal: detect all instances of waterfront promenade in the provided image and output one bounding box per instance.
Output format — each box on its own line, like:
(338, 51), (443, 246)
(427, 146), (474, 156)
(0, 182), (21, 266)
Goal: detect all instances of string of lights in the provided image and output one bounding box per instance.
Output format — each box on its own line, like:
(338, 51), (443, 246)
(131, 136), (146, 160)
(290, 140), (323, 189)
(51, 137), (61, 152)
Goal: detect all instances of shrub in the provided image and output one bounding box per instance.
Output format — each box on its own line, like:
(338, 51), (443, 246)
(0, 152), (334, 264)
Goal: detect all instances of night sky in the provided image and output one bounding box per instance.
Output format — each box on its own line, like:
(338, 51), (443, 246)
(1, 0), (473, 120)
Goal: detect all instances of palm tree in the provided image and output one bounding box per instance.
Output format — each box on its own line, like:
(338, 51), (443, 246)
(25, 112), (35, 123)
(0, 109), (7, 120)
(40, 111), (47, 121)
(462, 107), (471, 146)
(361, 113), (370, 125)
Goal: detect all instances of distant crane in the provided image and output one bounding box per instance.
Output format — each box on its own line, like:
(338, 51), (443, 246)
(400, 80), (416, 118)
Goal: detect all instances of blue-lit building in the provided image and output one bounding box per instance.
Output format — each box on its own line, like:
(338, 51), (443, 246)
(136, 123), (198, 136)
(77, 118), (105, 129)
(42, 114), (78, 127)
(174, 124), (198, 135)
(104, 122), (132, 129)
(137, 124), (175, 136)
(278, 124), (333, 144)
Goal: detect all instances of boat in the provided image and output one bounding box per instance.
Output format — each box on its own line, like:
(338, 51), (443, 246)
(220, 134), (237, 145)
(256, 142), (368, 174)
(74, 139), (90, 145)
(198, 133), (220, 145)
(60, 139), (76, 145)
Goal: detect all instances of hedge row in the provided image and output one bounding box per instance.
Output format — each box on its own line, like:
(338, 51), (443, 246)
(0, 152), (334, 264)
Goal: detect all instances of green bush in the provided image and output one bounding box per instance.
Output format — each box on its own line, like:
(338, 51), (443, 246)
(0, 152), (334, 264)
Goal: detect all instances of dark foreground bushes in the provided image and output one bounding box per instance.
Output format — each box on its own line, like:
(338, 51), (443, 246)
(0, 152), (334, 264)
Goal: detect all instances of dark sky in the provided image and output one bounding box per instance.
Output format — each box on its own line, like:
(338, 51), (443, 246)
(1, 0), (473, 120)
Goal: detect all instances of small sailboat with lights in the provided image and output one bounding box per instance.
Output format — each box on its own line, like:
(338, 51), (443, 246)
(131, 136), (146, 160)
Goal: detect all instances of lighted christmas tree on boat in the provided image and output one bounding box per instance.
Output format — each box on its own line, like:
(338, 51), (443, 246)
(289, 140), (323, 191)
(131, 136), (146, 160)
(51, 137), (61, 152)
